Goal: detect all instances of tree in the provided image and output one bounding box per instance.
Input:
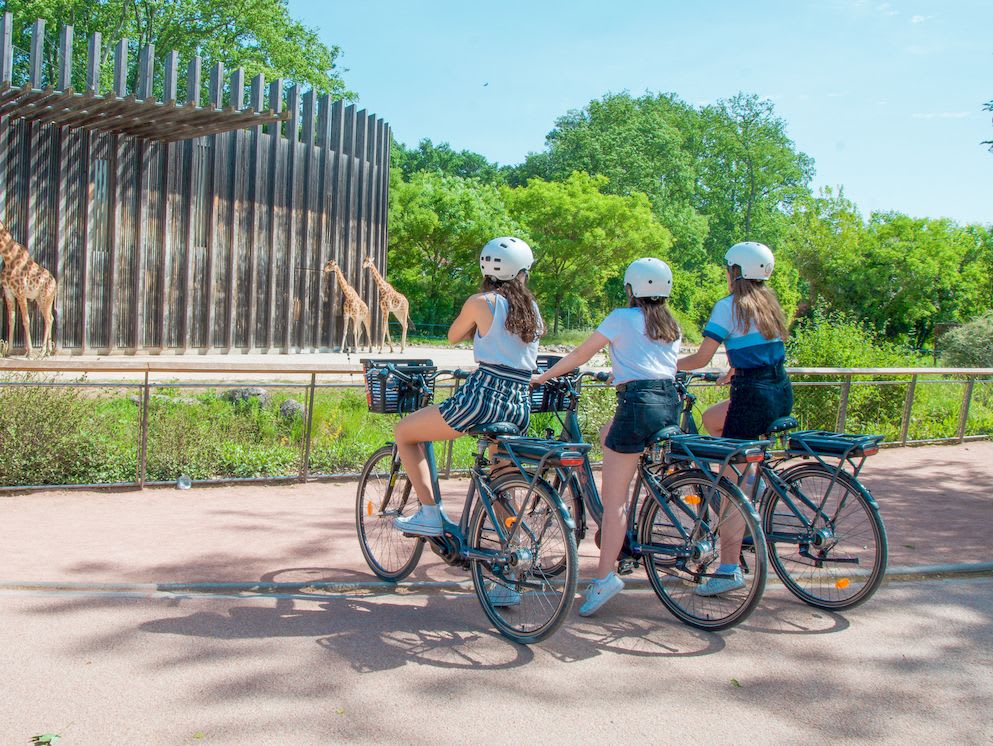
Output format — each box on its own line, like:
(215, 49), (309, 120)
(392, 139), (504, 184)
(387, 171), (521, 328)
(504, 172), (673, 334)
(3, 0), (352, 99)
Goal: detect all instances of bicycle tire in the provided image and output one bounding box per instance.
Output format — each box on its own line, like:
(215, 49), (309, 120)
(762, 463), (887, 610)
(638, 469), (768, 631)
(355, 444), (424, 581)
(469, 473), (578, 644)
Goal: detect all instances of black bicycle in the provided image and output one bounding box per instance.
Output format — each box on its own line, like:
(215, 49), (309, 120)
(676, 371), (889, 610)
(532, 365), (770, 631)
(355, 359), (590, 644)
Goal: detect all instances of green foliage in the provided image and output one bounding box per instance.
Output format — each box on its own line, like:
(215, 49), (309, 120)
(942, 312), (993, 368)
(393, 139), (505, 184)
(4, 0), (352, 99)
(503, 172), (673, 333)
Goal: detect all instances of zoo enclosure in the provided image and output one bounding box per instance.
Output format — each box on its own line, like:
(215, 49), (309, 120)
(0, 12), (391, 353)
(0, 359), (990, 492)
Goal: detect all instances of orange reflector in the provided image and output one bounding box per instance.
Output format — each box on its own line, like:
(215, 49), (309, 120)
(835, 578), (850, 589)
(559, 457), (585, 466)
(683, 494), (701, 505)
(861, 447), (878, 456)
(366, 501), (374, 517)
(744, 450), (765, 463)
(504, 516), (517, 529)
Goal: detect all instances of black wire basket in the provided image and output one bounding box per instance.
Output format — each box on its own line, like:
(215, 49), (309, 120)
(361, 358), (437, 414)
(529, 354), (578, 413)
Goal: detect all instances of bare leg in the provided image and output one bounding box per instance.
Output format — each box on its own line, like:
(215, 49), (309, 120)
(597, 445), (641, 579)
(394, 405), (461, 506)
(703, 399), (746, 565)
(703, 400), (729, 436)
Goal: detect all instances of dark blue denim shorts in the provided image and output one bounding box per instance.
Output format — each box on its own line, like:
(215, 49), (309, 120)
(605, 379), (680, 454)
(723, 362), (794, 439)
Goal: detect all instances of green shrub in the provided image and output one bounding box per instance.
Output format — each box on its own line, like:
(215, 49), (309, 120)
(942, 312), (993, 368)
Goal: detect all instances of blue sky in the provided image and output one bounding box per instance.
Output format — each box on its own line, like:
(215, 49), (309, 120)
(288, 0), (992, 225)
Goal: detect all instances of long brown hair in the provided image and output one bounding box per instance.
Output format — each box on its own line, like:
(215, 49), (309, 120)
(481, 275), (542, 343)
(728, 266), (789, 340)
(630, 295), (680, 343)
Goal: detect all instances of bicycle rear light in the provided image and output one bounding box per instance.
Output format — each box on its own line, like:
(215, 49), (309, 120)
(744, 449), (765, 463)
(558, 452), (585, 467)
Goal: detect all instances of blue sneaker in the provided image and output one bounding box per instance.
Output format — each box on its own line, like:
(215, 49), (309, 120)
(695, 567), (745, 596)
(487, 582), (521, 607)
(579, 573), (624, 616)
(393, 504), (444, 537)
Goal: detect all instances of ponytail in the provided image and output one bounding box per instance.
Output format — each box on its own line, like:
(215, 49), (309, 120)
(630, 295), (680, 343)
(481, 275), (542, 343)
(728, 266), (789, 340)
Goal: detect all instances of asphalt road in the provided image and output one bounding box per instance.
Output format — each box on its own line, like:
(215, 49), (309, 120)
(2, 576), (991, 744)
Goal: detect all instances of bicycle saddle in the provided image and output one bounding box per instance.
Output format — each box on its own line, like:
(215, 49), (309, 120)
(647, 425), (683, 444)
(466, 422), (521, 438)
(765, 416), (799, 435)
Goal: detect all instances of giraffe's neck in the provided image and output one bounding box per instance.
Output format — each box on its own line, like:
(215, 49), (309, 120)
(333, 267), (355, 298)
(0, 222), (24, 264)
(367, 264), (389, 292)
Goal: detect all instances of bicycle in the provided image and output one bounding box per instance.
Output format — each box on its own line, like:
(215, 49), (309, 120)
(674, 371), (889, 610)
(355, 358), (591, 644)
(532, 365), (771, 631)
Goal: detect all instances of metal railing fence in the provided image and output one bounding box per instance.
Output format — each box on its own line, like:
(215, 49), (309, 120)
(1, 360), (990, 493)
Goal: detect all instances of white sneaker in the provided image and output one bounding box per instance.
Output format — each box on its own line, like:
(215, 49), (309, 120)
(393, 504), (444, 537)
(578, 572), (624, 616)
(695, 567), (746, 596)
(488, 582), (521, 607)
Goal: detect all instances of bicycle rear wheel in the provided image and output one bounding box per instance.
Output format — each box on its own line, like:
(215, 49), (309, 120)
(638, 469), (768, 631)
(763, 464), (887, 610)
(355, 444), (424, 581)
(469, 474), (578, 644)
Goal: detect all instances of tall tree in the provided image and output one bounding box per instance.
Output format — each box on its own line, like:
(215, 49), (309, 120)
(3, 0), (352, 99)
(392, 139), (504, 184)
(504, 172), (673, 334)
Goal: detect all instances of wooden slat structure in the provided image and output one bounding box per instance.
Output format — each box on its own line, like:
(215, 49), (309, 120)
(0, 12), (391, 353)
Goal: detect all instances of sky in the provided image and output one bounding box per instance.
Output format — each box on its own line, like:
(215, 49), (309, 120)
(288, 0), (992, 225)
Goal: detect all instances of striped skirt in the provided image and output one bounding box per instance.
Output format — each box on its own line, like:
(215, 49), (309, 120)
(438, 363), (531, 434)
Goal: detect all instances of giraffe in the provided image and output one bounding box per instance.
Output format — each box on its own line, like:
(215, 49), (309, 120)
(0, 219), (58, 358)
(362, 256), (410, 353)
(322, 260), (371, 353)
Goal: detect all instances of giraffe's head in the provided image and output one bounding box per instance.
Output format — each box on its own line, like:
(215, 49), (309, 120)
(323, 260), (339, 274)
(361, 256), (374, 270)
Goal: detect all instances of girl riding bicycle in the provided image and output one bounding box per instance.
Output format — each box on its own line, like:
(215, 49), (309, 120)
(677, 241), (793, 596)
(393, 237), (543, 538)
(533, 258), (681, 616)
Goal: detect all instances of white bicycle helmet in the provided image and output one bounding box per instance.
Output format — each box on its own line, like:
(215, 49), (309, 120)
(479, 236), (533, 281)
(624, 257), (673, 298)
(725, 241), (775, 280)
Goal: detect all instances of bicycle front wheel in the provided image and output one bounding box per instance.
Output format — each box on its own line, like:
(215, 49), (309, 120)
(469, 474), (578, 644)
(763, 464), (887, 610)
(638, 469), (768, 631)
(355, 444), (424, 581)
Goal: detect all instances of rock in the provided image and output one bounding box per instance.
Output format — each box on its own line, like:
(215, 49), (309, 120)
(280, 398), (306, 420)
(223, 387), (271, 407)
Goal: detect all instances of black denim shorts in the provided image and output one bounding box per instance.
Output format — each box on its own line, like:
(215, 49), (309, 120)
(605, 379), (680, 454)
(723, 362), (794, 440)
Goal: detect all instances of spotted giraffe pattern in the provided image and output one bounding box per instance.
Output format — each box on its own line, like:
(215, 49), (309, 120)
(0, 219), (58, 357)
(323, 260), (371, 352)
(362, 256), (410, 354)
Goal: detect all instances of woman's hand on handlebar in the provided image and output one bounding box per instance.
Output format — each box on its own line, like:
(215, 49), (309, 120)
(716, 367), (735, 386)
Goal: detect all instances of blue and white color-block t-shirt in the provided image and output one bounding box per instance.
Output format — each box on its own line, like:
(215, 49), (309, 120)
(703, 295), (785, 370)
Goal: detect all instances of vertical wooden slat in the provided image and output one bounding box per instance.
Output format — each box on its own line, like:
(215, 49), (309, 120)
(283, 83), (300, 351)
(180, 137), (196, 351)
(224, 70), (246, 349)
(29, 19), (45, 88)
(105, 134), (122, 351)
(78, 131), (92, 351)
(163, 51), (178, 102)
(314, 94), (331, 349)
(137, 44), (154, 99)
(297, 89), (315, 349)
(265, 78), (283, 349)
(113, 39), (128, 97)
(132, 140), (148, 349)
(246, 73), (264, 350)
(156, 139), (172, 348)
(0, 12), (12, 84)
(85, 32), (101, 92)
(57, 25), (73, 90)
(204, 64), (224, 347)
(208, 62), (223, 108)
(327, 100), (345, 347)
(186, 56), (201, 105)
(230, 68), (245, 110)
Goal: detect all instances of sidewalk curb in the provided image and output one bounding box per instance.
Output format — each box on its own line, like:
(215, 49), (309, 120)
(1, 561), (991, 599)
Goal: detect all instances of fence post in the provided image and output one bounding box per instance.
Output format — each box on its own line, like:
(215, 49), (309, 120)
(956, 377), (976, 443)
(138, 371), (150, 488)
(300, 373), (317, 481)
(899, 374), (917, 445)
(835, 377), (851, 433)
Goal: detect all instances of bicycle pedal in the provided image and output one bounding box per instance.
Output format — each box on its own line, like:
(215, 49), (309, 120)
(617, 558), (640, 575)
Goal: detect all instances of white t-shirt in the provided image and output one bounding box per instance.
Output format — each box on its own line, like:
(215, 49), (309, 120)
(596, 307), (681, 386)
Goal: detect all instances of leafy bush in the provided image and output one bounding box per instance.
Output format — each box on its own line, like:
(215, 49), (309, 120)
(942, 312), (993, 368)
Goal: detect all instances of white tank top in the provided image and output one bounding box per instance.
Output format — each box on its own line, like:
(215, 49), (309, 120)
(474, 293), (540, 372)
